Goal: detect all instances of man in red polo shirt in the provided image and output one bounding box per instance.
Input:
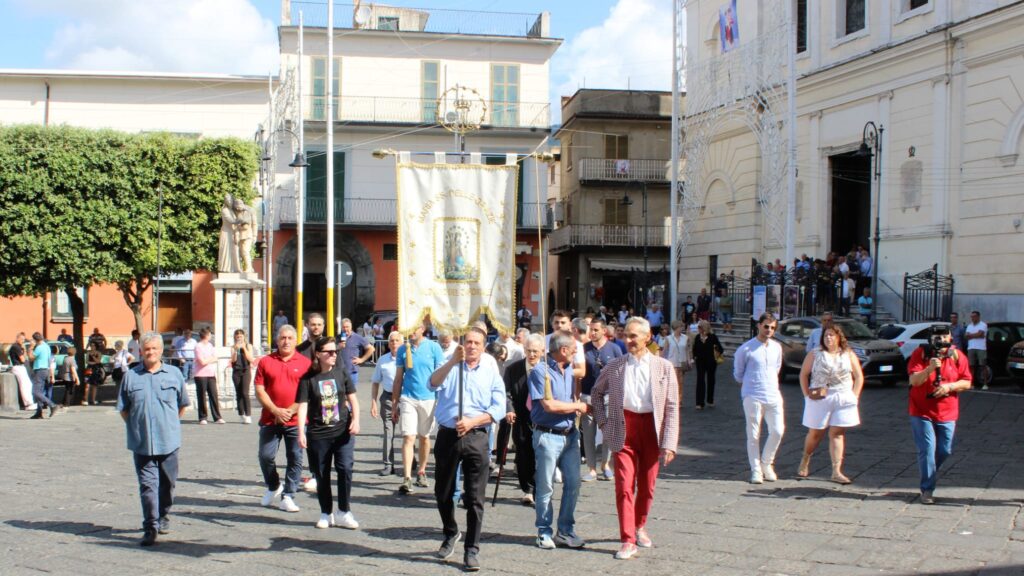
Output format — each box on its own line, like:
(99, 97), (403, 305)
(906, 324), (971, 505)
(255, 325), (312, 513)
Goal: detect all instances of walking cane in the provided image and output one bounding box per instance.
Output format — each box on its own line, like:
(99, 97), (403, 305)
(491, 417), (512, 507)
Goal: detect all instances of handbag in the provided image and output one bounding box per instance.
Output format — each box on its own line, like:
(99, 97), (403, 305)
(714, 349), (724, 365)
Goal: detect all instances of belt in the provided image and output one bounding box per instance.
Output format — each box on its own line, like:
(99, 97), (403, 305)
(533, 425), (573, 436)
(439, 425), (488, 434)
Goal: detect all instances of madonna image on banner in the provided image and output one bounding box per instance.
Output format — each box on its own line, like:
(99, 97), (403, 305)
(435, 218), (480, 282)
(719, 0), (739, 53)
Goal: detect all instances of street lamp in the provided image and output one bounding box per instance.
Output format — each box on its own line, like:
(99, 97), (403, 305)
(259, 127), (309, 350)
(621, 181), (648, 312)
(855, 121), (883, 327)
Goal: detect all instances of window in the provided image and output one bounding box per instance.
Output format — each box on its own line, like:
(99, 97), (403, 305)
(564, 136), (572, 171)
(51, 287), (88, 321)
(383, 244), (398, 261)
(422, 61), (439, 123)
(311, 57), (340, 121)
(796, 0), (807, 53)
(909, 0), (928, 9)
(604, 134), (628, 159)
(304, 150), (345, 222)
(378, 16), (399, 31)
(843, 0), (866, 36)
(603, 197), (628, 226)
(491, 64), (520, 127)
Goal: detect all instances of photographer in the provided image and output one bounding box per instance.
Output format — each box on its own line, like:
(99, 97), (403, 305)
(906, 325), (972, 505)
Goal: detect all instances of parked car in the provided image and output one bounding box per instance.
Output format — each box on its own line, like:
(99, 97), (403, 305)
(877, 322), (952, 360)
(983, 322), (1024, 384)
(1006, 341), (1024, 389)
(773, 316), (907, 384)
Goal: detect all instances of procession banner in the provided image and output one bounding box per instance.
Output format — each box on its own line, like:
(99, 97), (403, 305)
(396, 155), (518, 335)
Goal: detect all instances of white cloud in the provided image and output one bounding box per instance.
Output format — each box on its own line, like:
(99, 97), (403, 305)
(36, 0), (278, 75)
(552, 0), (674, 112)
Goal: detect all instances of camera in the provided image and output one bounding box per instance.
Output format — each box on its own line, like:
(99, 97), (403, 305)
(919, 325), (952, 359)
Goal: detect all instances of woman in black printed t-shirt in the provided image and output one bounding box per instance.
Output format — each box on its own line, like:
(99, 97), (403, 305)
(297, 337), (361, 530)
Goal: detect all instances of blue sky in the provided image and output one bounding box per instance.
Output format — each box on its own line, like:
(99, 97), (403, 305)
(0, 0), (673, 109)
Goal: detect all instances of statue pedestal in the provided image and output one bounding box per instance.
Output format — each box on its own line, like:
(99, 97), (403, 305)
(211, 273), (265, 412)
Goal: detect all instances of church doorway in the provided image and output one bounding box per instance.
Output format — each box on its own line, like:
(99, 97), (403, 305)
(829, 151), (871, 255)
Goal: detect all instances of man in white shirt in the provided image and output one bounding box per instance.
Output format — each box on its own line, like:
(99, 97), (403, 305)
(438, 331), (457, 360)
(733, 313), (785, 484)
(496, 329), (524, 367)
(371, 332), (403, 476)
(965, 310), (988, 389)
(806, 312), (834, 353)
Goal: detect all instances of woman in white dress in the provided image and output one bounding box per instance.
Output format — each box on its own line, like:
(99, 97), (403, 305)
(660, 321), (692, 404)
(797, 325), (864, 484)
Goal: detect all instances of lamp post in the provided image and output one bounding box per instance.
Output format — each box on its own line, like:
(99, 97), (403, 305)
(260, 127), (309, 349)
(621, 181), (649, 313)
(856, 121), (883, 327)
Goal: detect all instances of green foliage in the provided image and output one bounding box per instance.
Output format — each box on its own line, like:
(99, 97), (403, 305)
(0, 124), (259, 297)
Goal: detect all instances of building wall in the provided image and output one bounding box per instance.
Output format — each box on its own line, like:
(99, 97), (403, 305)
(681, 0), (1024, 320)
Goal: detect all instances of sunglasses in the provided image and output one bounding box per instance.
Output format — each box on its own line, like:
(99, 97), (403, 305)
(318, 350), (338, 356)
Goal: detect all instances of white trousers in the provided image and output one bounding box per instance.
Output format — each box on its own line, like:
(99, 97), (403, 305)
(743, 396), (785, 472)
(12, 365), (36, 410)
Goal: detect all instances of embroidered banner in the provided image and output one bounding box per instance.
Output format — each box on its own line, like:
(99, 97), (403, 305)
(396, 158), (518, 336)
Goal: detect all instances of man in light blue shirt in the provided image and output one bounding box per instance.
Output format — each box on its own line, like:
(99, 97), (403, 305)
(371, 331), (403, 476)
(733, 313), (785, 484)
(806, 311), (834, 353)
(392, 323), (446, 494)
(28, 332), (58, 419)
(118, 332), (190, 547)
(428, 327), (505, 572)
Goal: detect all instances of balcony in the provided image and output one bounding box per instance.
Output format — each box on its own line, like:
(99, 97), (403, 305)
(548, 224), (671, 254)
(577, 158), (669, 183)
(278, 194), (555, 230)
(305, 95), (550, 129)
(287, 3), (552, 39)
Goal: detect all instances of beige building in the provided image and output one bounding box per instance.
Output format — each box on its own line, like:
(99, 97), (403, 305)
(553, 89), (673, 314)
(682, 0), (1024, 320)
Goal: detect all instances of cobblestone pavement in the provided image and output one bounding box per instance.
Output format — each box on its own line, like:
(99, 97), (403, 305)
(1, 362), (1023, 575)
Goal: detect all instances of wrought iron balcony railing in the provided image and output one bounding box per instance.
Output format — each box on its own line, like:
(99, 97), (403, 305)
(278, 195), (554, 229)
(548, 224), (670, 254)
(304, 95), (549, 129)
(577, 158), (669, 182)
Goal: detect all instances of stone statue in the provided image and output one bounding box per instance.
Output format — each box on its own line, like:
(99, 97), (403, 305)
(218, 194), (239, 273)
(234, 197), (257, 273)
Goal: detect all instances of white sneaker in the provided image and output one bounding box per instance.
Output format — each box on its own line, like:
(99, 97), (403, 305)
(554, 468), (563, 484)
(536, 534), (556, 549)
(749, 470), (764, 484)
(261, 485), (283, 507)
(336, 511), (359, 530)
(304, 477), (318, 492)
(243, 415), (251, 424)
(316, 513), (335, 529)
(279, 495), (300, 513)
(762, 464), (777, 482)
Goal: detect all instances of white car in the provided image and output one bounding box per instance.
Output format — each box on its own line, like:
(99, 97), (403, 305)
(876, 322), (952, 360)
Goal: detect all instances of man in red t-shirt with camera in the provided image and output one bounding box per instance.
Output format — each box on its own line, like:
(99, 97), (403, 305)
(906, 325), (972, 505)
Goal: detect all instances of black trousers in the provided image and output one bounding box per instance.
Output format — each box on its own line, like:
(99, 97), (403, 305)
(695, 361), (717, 407)
(194, 377), (222, 421)
(307, 432), (355, 514)
(231, 369), (251, 416)
(512, 420), (535, 494)
(434, 426), (489, 554)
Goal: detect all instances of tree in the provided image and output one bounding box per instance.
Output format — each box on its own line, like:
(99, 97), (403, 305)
(0, 125), (259, 347)
(115, 134), (259, 332)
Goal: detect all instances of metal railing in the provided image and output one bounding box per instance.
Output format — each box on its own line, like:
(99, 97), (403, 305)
(903, 264), (954, 322)
(279, 195), (553, 228)
(577, 158), (669, 182)
(305, 95), (549, 129)
(548, 224), (670, 253)
(289, 2), (550, 38)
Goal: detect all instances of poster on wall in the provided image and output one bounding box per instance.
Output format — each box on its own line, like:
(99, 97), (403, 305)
(719, 0), (739, 53)
(766, 285), (781, 318)
(752, 285), (767, 320)
(783, 285), (800, 319)
(224, 289), (250, 341)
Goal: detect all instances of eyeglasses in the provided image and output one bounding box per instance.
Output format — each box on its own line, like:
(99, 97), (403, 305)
(319, 350), (338, 356)
(760, 325), (777, 331)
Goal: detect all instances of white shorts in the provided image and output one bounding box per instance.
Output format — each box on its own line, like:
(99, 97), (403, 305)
(802, 388), (860, 429)
(398, 397), (436, 438)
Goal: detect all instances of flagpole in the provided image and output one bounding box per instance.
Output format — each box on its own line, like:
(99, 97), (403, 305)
(325, 0), (336, 338)
(296, 10), (306, 336)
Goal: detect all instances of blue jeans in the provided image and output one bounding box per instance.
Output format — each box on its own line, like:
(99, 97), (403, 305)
(533, 427), (581, 537)
(258, 424), (304, 496)
(909, 416), (955, 492)
(133, 449), (178, 531)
